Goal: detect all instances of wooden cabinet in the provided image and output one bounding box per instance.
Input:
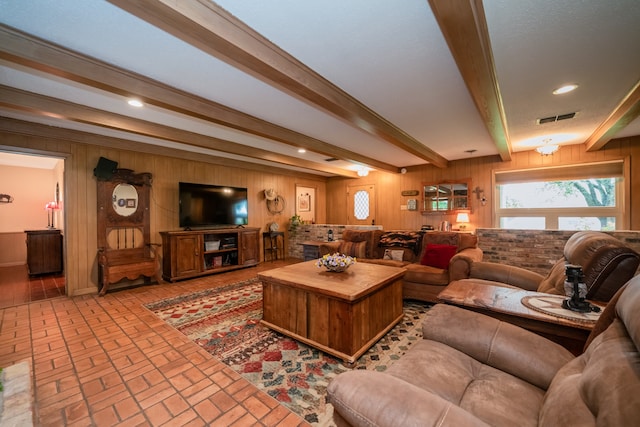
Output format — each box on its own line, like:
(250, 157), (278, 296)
(171, 233), (203, 278)
(26, 229), (63, 275)
(161, 228), (260, 282)
(240, 229), (260, 265)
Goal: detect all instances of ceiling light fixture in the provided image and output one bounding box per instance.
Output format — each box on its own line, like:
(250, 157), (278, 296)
(357, 168), (369, 177)
(536, 139), (559, 155)
(552, 84), (578, 95)
(127, 99), (144, 107)
(297, 148), (306, 153)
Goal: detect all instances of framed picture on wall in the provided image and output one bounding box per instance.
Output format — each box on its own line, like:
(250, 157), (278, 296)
(297, 194), (310, 212)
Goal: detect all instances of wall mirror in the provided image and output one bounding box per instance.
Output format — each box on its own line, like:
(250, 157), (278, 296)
(112, 183), (139, 217)
(422, 180), (470, 213)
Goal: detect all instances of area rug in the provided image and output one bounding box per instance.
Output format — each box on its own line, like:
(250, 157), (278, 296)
(145, 278), (431, 426)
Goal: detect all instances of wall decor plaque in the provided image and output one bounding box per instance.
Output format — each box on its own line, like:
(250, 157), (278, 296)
(401, 190), (419, 196)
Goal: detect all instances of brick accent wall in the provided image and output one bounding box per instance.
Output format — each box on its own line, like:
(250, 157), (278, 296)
(476, 228), (640, 276)
(287, 224), (382, 259)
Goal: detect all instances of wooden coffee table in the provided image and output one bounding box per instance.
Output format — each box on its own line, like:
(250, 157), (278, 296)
(438, 281), (605, 355)
(258, 260), (406, 365)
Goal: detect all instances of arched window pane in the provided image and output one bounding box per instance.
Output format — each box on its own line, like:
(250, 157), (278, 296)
(354, 190), (369, 220)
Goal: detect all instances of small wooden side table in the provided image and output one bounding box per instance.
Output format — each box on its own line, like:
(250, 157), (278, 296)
(263, 231), (285, 262)
(438, 281), (605, 355)
(300, 240), (324, 261)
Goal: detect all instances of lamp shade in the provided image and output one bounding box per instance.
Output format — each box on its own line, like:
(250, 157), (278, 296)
(456, 212), (470, 223)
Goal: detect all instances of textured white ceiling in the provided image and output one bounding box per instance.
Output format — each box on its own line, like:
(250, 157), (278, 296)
(0, 0), (639, 175)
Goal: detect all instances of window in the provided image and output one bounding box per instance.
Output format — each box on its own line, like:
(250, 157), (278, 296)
(494, 160), (626, 230)
(353, 190), (370, 220)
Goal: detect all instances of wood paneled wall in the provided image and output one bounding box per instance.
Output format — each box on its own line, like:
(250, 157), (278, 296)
(327, 137), (640, 231)
(1, 130), (327, 296)
(3, 122), (638, 296)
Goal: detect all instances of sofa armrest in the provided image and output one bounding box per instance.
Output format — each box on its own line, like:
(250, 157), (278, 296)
(327, 370), (489, 427)
(469, 261), (544, 291)
(318, 241), (341, 256)
(449, 247), (483, 281)
(423, 304), (574, 390)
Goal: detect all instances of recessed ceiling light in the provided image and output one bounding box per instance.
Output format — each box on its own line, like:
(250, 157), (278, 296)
(552, 84), (578, 95)
(297, 148), (306, 153)
(127, 99), (144, 107)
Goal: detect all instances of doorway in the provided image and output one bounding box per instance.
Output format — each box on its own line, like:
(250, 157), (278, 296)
(347, 184), (376, 226)
(0, 151), (66, 308)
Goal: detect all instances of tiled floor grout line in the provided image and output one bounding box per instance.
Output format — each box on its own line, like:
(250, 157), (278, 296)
(2, 261), (309, 426)
(37, 298), (89, 425)
(125, 291), (275, 426)
(57, 294), (145, 426)
(94, 293), (194, 425)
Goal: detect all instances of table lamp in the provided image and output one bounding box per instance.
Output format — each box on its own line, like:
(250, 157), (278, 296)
(456, 212), (470, 230)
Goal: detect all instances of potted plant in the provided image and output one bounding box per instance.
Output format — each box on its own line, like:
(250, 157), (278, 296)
(289, 214), (302, 232)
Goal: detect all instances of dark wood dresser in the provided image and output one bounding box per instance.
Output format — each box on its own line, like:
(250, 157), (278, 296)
(25, 229), (63, 275)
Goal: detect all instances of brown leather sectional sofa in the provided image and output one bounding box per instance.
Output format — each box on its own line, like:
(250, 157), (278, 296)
(319, 229), (483, 303)
(327, 273), (640, 426)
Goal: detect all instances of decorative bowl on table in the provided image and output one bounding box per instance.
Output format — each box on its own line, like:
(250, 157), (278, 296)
(316, 253), (356, 272)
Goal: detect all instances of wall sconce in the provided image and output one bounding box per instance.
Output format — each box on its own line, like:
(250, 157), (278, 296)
(456, 212), (470, 230)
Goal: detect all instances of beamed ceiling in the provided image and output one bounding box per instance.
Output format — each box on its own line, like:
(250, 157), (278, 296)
(1, 0), (639, 177)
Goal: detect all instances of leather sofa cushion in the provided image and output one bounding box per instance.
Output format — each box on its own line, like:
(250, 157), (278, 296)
(386, 339), (546, 427)
(540, 275), (640, 426)
(404, 263), (449, 285)
(459, 233), (478, 251)
(540, 319), (640, 426)
(583, 245), (640, 301)
(470, 261), (543, 291)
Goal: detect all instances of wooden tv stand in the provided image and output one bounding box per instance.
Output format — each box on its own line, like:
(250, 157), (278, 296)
(160, 227), (260, 282)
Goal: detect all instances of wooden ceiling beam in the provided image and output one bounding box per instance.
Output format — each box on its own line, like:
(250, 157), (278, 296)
(428, 0), (511, 161)
(0, 117), (329, 180)
(0, 25), (394, 174)
(584, 79), (640, 151)
(106, 0), (448, 168)
(0, 86), (359, 178)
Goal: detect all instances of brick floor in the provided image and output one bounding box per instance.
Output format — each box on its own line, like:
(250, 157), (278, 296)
(0, 259), (309, 426)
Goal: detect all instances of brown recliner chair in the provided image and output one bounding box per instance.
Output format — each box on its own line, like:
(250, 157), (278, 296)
(452, 230), (639, 302)
(327, 274), (640, 426)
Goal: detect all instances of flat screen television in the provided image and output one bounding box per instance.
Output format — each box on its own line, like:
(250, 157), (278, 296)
(179, 182), (248, 228)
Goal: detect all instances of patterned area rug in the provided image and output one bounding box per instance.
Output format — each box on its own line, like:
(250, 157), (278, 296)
(145, 278), (431, 426)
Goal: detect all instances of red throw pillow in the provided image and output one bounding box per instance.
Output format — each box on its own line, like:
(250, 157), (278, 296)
(420, 243), (458, 269)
